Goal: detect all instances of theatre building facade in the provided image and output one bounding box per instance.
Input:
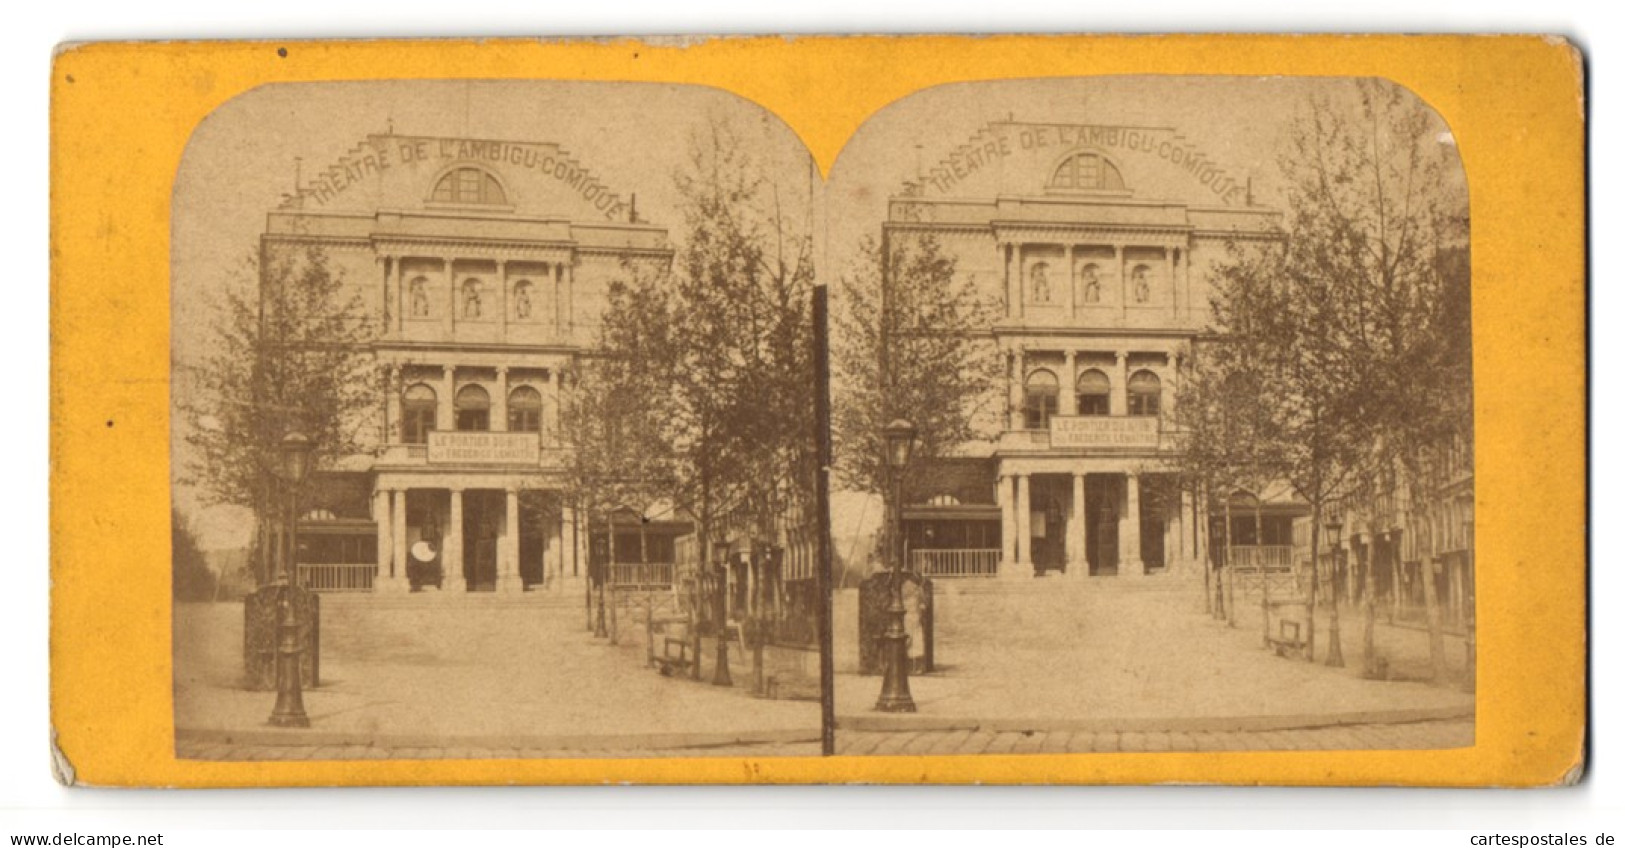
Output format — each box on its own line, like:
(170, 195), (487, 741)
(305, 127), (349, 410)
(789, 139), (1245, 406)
(889, 121), (1300, 580)
(270, 133), (674, 594)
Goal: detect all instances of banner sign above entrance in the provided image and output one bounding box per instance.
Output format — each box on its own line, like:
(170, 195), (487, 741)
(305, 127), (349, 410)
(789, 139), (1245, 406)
(427, 431), (541, 465)
(1049, 416), (1160, 449)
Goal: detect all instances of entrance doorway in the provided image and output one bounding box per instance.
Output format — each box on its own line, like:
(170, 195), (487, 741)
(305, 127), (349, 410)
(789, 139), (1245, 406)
(1029, 475), (1071, 575)
(1085, 475), (1120, 576)
(462, 490), (503, 591)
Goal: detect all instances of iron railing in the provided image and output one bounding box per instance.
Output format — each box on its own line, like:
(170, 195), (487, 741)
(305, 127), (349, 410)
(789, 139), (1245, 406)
(910, 548), (1001, 579)
(609, 561), (677, 589)
(297, 563), (376, 593)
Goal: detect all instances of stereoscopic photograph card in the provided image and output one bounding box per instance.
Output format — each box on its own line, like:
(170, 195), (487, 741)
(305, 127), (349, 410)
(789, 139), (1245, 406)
(48, 35), (1585, 787)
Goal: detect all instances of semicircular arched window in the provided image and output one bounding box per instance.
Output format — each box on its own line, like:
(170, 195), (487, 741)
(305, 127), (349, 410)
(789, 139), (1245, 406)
(1023, 368), (1060, 430)
(401, 383), (437, 444)
(1048, 152), (1126, 192)
(1076, 368), (1111, 416)
(1128, 369), (1162, 417)
(454, 384), (491, 432)
(431, 166), (508, 206)
(507, 385), (543, 433)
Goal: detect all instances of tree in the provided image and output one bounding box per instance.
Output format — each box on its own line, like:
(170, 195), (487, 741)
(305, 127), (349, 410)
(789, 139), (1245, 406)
(575, 116), (817, 595)
(1181, 79), (1468, 677)
(179, 243), (377, 586)
(832, 230), (1000, 526)
(1275, 79), (1470, 678)
(172, 508), (215, 602)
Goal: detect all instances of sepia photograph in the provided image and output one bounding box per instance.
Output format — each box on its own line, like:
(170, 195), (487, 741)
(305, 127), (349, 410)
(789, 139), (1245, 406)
(169, 81), (827, 761)
(826, 76), (1476, 755)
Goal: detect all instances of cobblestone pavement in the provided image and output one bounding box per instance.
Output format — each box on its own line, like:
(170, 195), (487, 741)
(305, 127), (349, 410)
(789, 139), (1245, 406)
(176, 739), (823, 761)
(176, 719), (1470, 761)
(832, 718), (1473, 756)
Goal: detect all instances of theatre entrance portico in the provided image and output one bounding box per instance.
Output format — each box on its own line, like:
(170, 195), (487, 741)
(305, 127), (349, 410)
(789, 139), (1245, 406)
(371, 469), (580, 595)
(995, 459), (1194, 581)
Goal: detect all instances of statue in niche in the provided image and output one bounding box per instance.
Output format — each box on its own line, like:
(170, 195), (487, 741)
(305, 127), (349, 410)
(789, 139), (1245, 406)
(409, 277), (430, 317)
(1081, 265), (1101, 304)
(463, 280), (483, 318)
(514, 282), (532, 320)
(1132, 265), (1151, 304)
(1030, 262), (1051, 303)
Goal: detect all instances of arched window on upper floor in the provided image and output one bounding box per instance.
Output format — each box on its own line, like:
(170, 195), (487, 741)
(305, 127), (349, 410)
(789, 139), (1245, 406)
(507, 385), (543, 433)
(1048, 151), (1126, 192)
(1128, 369), (1162, 417)
(1076, 368), (1111, 416)
(1023, 368), (1060, 430)
(430, 166), (508, 206)
(401, 383), (437, 444)
(454, 384), (491, 432)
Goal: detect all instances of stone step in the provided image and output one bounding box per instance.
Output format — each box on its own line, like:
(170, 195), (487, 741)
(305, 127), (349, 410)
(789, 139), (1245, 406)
(934, 574), (1198, 595)
(318, 590), (591, 609)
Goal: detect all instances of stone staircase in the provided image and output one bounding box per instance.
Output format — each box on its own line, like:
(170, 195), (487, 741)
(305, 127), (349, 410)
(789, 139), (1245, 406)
(319, 585), (590, 610)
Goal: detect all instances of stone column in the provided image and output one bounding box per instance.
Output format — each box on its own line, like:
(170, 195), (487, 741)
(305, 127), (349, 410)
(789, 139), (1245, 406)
(443, 256), (457, 336)
(561, 258), (575, 340)
(1003, 243), (1017, 319)
(445, 489), (466, 592)
(1116, 243), (1128, 320)
(545, 512), (564, 586)
(383, 364), (400, 445)
(373, 488), (398, 592)
(1181, 488), (1197, 566)
(1011, 243), (1024, 319)
(1065, 244), (1078, 323)
(1165, 351), (1181, 421)
(1168, 482), (1185, 571)
(999, 474), (1017, 572)
(498, 487), (522, 593)
(388, 255), (404, 335)
(1122, 473), (1143, 576)
(1113, 351), (1129, 416)
(1014, 473), (1032, 572)
(440, 365), (455, 435)
(544, 369), (562, 447)
(1062, 350), (1078, 416)
(1071, 472), (1088, 578)
(496, 259), (509, 339)
(391, 489), (408, 589)
(494, 366), (509, 432)
(1162, 246), (1172, 311)
(1010, 347), (1026, 430)
(380, 255), (395, 336)
(552, 263), (566, 337)
(561, 503), (578, 580)
(1182, 244), (1194, 321)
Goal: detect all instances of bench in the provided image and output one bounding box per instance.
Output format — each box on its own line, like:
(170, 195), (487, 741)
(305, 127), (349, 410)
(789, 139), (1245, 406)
(1264, 599), (1310, 659)
(647, 617), (694, 676)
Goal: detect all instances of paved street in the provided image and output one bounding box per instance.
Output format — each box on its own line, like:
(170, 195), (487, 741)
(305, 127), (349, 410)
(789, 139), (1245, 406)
(174, 717), (1471, 761)
(833, 718), (1473, 756)
(173, 592), (821, 759)
(835, 576), (1474, 737)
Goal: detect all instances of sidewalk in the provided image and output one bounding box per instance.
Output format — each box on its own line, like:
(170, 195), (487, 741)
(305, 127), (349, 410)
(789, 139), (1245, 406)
(173, 595), (821, 757)
(835, 578), (1474, 735)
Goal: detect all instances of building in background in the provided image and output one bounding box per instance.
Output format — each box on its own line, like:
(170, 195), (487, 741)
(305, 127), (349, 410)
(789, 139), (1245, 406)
(886, 120), (1306, 581)
(265, 132), (674, 595)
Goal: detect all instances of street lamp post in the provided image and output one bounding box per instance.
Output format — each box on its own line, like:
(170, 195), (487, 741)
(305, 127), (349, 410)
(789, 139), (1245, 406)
(269, 432), (313, 728)
(1324, 513), (1346, 668)
(874, 419), (918, 713)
